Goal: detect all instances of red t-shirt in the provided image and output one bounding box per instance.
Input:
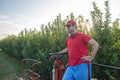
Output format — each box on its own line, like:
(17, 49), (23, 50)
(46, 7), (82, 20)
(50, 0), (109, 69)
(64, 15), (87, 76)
(66, 32), (91, 66)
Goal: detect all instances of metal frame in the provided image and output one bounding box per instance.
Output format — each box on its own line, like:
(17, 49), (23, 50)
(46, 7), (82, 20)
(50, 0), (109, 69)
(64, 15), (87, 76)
(22, 58), (41, 80)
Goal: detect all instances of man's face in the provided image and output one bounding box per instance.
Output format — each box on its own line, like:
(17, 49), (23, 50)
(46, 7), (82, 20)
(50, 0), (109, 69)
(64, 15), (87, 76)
(66, 24), (76, 33)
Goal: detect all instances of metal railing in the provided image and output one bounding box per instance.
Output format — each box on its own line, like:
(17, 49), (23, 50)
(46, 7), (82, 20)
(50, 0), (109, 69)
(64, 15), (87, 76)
(92, 62), (120, 80)
(93, 63), (120, 70)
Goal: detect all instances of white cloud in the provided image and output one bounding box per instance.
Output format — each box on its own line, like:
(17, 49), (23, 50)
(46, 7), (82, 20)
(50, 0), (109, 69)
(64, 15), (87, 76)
(0, 14), (41, 40)
(0, 15), (9, 20)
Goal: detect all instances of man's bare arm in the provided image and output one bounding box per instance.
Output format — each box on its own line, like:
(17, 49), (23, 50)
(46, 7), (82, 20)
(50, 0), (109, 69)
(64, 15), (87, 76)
(88, 39), (99, 60)
(81, 39), (99, 61)
(50, 48), (67, 58)
(58, 48), (68, 54)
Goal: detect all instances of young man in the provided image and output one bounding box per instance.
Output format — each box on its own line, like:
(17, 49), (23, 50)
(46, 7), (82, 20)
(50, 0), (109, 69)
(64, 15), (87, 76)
(53, 20), (99, 80)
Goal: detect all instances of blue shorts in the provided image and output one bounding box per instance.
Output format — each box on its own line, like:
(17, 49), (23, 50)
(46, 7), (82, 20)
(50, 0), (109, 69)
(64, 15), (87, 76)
(62, 63), (92, 80)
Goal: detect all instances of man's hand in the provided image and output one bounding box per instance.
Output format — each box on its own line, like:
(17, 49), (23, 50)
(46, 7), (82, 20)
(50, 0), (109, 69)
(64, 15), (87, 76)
(81, 55), (93, 61)
(49, 53), (58, 59)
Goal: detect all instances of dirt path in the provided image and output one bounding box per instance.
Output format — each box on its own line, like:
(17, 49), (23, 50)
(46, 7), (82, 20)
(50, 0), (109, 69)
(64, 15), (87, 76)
(0, 51), (22, 80)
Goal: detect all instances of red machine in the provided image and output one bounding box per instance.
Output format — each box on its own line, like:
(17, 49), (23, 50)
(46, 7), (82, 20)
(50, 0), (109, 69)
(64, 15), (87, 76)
(50, 53), (67, 80)
(50, 53), (92, 80)
(21, 58), (41, 80)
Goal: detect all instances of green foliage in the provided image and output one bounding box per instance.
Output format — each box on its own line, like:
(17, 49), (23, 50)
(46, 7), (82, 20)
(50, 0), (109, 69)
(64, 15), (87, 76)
(90, 1), (120, 80)
(0, 1), (120, 79)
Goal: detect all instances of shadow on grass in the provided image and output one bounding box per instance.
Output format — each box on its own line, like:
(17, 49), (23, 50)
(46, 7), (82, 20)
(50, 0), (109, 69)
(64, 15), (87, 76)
(0, 51), (22, 80)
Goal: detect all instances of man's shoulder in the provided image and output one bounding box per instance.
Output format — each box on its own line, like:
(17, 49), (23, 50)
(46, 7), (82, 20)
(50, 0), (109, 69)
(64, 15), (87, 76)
(78, 32), (89, 36)
(78, 32), (85, 35)
(77, 32), (85, 36)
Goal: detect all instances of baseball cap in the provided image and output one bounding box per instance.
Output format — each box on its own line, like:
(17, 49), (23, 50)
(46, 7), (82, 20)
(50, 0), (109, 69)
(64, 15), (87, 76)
(65, 20), (76, 26)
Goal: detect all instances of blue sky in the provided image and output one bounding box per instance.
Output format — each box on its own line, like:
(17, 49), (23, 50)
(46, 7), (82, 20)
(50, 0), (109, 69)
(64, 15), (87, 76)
(0, 0), (120, 39)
